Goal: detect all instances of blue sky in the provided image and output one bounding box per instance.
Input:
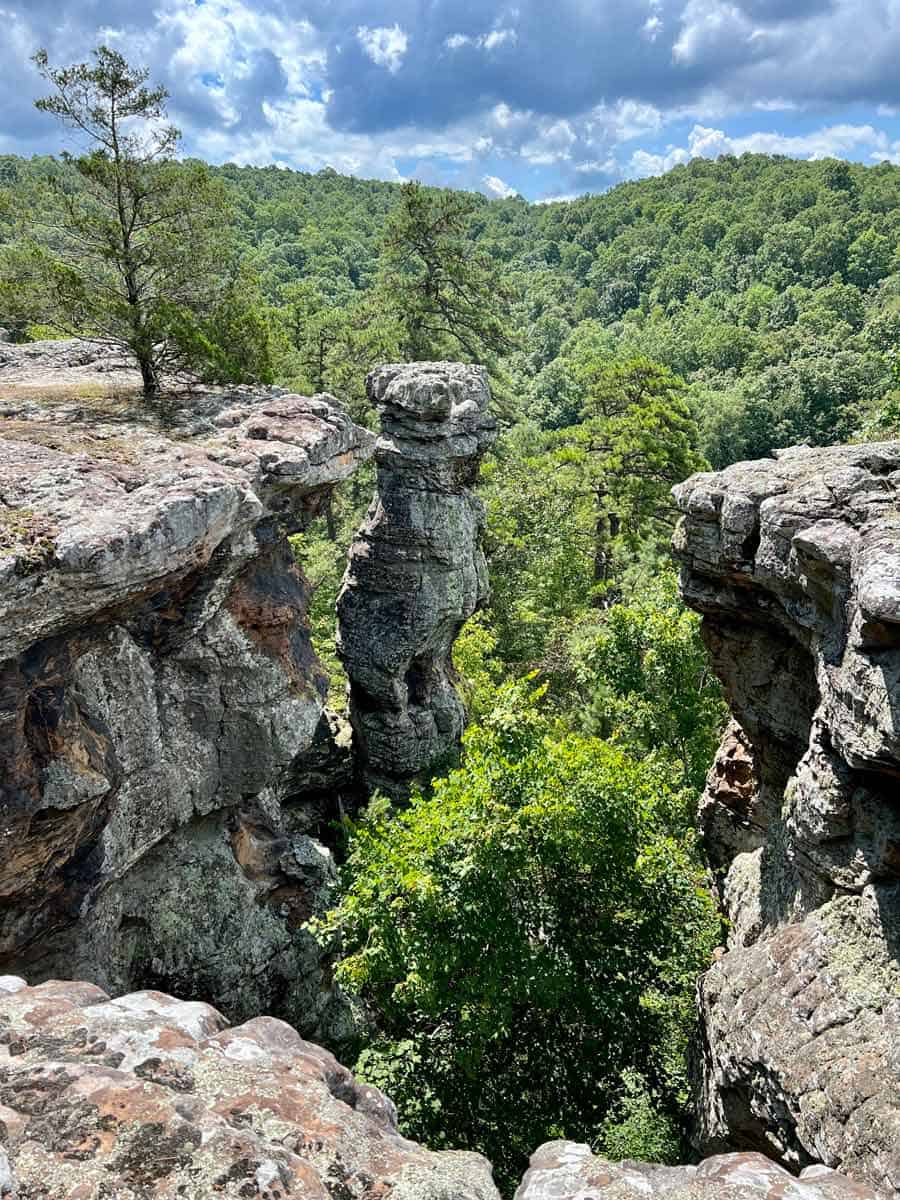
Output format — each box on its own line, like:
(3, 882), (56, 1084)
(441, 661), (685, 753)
(2, 0), (900, 200)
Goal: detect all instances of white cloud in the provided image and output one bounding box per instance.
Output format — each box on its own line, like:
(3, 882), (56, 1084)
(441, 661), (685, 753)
(521, 118), (577, 164)
(625, 121), (896, 179)
(752, 98), (800, 112)
(160, 0), (325, 99)
(483, 173), (517, 197)
(642, 15), (663, 41)
(483, 28), (517, 50)
(576, 157), (617, 175)
(445, 27), (517, 52)
(673, 0), (760, 65)
(587, 99), (663, 144)
(356, 24), (408, 73)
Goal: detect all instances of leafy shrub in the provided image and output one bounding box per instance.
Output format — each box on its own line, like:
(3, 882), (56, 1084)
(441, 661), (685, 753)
(317, 683), (720, 1194)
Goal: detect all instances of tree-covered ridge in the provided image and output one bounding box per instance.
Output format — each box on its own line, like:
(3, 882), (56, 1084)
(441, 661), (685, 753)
(2, 137), (895, 1193)
(213, 153), (900, 455)
(3, 150), (900, 452)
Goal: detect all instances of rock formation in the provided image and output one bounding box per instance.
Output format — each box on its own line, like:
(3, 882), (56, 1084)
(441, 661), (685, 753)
(337, 362), (496, 798)
(673, 442), (900, 1194)
(516, 1143), (884, 1200)
(0, 974), (499, 1200)
(0, 346), (374, 1042)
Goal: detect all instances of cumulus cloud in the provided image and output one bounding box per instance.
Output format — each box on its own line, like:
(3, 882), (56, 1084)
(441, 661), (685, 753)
(356, 24), (409, 73)
(521, 119), (577, 165)
(627, 121), (899, 178)
(483, 173), (517, 197)
(4, 0), (900, 198)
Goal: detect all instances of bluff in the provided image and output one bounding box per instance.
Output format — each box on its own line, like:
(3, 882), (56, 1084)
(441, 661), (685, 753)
(0, 341), (374, 1042)
(673, 442), (900, 1194)
(0, 345), (498, 1047)
(3, 343), (897, 1199)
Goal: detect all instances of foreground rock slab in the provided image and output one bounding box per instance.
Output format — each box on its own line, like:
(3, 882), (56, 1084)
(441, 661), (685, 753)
(337, 362), (496, 798)
(0, 342), (374, 1039)
(673, 442), (900, 1193)
(517, 1143), (884, 1200)
(0, 976), (499, 1200)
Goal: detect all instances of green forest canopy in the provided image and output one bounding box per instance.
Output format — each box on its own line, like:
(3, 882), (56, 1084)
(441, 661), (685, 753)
(2, 147), (896, 1192)
(3, 151), (900, 453)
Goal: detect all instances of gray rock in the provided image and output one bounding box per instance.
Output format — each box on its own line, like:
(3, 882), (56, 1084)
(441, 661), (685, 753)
(515, 1143), (886, 1200)
(674, 442), (900, 1194)
(0, 1150), (16, 1200)
(0, 976), (500, 1200)
(0, 345), (375, 1042)
(337, 362), (497, 798)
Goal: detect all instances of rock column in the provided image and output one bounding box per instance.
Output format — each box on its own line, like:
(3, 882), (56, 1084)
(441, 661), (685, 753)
(337, 362), (496, 798)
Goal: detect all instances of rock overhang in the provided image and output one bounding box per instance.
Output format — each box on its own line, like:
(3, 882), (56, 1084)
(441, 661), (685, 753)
(0, 384), (375, 662)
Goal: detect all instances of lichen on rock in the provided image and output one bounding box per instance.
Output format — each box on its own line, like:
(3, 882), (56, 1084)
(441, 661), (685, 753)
(0, 343), (375, 1041)
(0, 975), (500, 1200)
(516, 1142), (887, 1200)
(674, 442), (900, 1193)
(336, 361), (497, 799)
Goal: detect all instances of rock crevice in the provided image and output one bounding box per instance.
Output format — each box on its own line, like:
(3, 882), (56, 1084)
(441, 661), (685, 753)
(0, 365), (374, 1041)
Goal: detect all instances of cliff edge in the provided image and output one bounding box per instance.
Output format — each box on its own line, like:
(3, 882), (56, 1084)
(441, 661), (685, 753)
(0, 346), (374, 1042)
(674, 442), (900, 1193)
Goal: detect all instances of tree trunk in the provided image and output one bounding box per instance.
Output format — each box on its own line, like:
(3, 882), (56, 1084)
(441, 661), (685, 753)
(591, 510), (620, 604)
(138, 353), (159, 398)
(324, 496), (337, 542)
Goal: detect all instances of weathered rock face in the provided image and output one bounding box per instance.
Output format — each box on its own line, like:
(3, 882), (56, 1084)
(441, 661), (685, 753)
(0, 975), (500, 1199)
(673, 443), (900, 1193)
(0, 346), (374, 1041)
(516, 1143), (885, 1200)
(337, 363), (496, 798)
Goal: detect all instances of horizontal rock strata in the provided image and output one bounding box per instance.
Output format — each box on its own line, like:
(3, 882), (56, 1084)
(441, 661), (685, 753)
(337, 362), (496, 798)
(0, 346), (374, 1040)
(673, 442), (900, 1193)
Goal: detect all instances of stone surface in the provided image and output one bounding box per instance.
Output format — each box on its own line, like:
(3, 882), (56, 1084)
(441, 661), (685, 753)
(0, 342), (375, 1041)
(516, 1143), (885, 1200)
(336, 362), (496, 798)
(0, 336), (149, 391)
(673, 442), (900, 1192)
(0, 976), (499, 1200)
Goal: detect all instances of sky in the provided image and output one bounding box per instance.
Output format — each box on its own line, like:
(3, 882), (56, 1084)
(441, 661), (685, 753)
(2, 0), (900, 201)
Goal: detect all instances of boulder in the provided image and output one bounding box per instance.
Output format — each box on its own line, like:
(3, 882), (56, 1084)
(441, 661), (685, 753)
(0, 976), (499, 1200)
(516, 1143), (885, 1200)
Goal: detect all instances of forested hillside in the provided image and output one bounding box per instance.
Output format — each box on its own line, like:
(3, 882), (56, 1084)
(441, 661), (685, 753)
(3, 152), (900, 454)
(3, 146), (899, 1193)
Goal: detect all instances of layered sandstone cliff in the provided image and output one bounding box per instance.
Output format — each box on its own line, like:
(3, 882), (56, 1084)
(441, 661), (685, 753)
(673, 442), (900, 1193)
(0, 347), (374, 1042)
